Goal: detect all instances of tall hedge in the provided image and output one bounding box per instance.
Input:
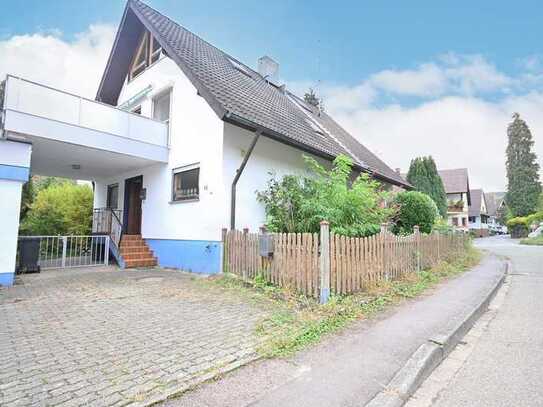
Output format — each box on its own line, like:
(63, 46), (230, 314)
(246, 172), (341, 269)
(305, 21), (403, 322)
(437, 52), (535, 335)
(20, 182), (93, 236)
(406, 156), (448, 218)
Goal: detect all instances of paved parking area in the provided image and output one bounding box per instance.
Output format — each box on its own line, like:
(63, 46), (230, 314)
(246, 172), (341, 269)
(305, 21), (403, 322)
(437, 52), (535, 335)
(0, 267), (268, 406)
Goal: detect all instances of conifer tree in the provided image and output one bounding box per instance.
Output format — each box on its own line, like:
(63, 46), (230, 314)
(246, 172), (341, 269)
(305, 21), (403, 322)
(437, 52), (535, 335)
(406, 156), (448, 218)
(505, 113), (541, 216)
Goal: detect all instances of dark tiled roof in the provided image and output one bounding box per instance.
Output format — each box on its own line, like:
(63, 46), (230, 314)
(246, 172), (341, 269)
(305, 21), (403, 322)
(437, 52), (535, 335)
(485, 192), (505, 216)
(97, 0), (409, 188)
(438, 169), (470, 194)
(469, 189), (486, 217)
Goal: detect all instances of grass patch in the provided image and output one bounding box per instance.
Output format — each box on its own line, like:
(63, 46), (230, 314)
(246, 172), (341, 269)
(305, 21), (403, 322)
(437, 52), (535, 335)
(520, 235), (543, 245)
(202, 245), (481, 358)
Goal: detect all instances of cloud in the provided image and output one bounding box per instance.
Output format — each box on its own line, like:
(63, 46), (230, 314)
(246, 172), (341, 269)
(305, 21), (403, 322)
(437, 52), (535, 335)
(0, 24), (115, 98)
(364, 53), (512, 98)
(370, 63), (448, 97)
(307, 53), (543, 192)
(326, 93), (543, 192)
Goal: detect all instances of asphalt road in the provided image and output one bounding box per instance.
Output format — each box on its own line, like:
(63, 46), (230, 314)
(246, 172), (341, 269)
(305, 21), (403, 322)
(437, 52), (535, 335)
(432, 236), (543, 406)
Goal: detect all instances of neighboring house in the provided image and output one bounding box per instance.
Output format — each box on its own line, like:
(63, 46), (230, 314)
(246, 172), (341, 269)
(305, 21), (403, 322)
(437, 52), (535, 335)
(486, 192), (507, 234)
(468, 189), (489, 237)
(0, 0), (409, 285)
(438, 169), (471, 232)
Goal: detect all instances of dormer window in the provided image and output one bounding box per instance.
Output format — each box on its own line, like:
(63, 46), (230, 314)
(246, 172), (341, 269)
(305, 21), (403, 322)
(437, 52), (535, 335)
(129, 31), (163, 81)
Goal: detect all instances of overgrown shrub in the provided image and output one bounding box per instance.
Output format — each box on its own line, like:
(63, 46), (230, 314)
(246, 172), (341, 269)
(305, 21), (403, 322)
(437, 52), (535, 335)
(257, 154), (391, 237)
(506, 216), (529, 238)
(391, 191), (438, 235)
(433, 217), (453, 234)
(20, 182), (93, 236)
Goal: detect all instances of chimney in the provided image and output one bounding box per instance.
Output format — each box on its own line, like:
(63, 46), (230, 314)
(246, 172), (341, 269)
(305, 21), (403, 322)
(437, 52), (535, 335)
(395, 168), (401, 174)
(258, 56), (279, 84)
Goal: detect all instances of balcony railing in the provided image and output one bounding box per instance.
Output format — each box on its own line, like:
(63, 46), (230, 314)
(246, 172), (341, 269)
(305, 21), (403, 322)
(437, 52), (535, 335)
(3, 75), (168, 148)
(447, 202), (465, 212)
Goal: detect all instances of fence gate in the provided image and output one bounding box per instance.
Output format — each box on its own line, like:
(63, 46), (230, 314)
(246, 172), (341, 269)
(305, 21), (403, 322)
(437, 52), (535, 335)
(18, 235), (110, 270)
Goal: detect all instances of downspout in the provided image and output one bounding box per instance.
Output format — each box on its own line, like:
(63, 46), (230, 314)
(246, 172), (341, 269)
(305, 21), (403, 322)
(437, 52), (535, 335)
(231, 130), (261, 230)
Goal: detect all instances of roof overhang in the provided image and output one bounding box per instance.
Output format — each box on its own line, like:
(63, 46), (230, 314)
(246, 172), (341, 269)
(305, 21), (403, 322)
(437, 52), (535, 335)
(224, 112), (411, 189)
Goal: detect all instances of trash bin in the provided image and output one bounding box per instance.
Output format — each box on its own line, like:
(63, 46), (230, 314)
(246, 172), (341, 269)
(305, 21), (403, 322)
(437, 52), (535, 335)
(17, 238), (41, 274)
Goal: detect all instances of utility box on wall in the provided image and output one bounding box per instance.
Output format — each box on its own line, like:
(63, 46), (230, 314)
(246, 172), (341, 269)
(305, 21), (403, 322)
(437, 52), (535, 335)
(259, 233), (274, 257)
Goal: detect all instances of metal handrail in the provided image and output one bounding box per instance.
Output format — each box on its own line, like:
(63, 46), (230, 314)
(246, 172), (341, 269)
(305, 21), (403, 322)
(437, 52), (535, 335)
(109, 209), (123, 248)
(92, 208), (123, 245)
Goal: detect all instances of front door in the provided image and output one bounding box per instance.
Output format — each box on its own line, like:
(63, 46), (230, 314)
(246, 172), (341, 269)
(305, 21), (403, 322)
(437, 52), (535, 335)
(124, 176), (143, 235)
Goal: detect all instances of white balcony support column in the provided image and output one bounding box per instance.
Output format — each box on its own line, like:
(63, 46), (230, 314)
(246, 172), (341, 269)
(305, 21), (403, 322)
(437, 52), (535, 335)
(0, 139), (32, 286)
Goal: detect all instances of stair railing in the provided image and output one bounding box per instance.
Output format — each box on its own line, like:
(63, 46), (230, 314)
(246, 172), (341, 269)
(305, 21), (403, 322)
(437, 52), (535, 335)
(109, 210), (123, 249)
(92, 208), (123, 248)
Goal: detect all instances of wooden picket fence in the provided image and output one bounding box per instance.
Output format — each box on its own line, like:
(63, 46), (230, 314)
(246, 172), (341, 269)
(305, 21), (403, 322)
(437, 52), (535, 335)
(223, 225), (467, 299)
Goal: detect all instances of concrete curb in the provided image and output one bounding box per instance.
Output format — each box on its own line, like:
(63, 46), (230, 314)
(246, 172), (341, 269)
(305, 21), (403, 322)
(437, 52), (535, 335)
(366, 258), (509, 407)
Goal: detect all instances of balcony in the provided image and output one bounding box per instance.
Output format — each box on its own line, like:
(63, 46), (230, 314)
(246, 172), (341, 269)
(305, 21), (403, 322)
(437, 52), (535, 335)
(1, 75), (168, 179)
(447, 200), (465, 213)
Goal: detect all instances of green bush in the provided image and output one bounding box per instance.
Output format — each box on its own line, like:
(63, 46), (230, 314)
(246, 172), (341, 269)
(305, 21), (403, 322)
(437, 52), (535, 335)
(433, 217), (453, 234)
(391, 191), (438, 235)
(20, 182), (93, 236)
(257, 154), (391, 237)
(506, 217), (529, 238)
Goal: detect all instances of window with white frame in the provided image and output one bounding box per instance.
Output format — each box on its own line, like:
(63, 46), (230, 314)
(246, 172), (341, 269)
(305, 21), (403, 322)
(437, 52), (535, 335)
(172, 165), (199, 201)
(153, 91), (171, 125)
(129, 31), (163, 81)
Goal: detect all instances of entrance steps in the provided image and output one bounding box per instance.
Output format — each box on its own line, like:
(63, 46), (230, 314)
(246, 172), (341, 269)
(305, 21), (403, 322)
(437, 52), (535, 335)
(119, 235), (158, 268)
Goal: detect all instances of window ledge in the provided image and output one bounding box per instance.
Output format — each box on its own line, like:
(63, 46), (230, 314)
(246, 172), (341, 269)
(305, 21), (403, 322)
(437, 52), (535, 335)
(169, 198), (200, 205)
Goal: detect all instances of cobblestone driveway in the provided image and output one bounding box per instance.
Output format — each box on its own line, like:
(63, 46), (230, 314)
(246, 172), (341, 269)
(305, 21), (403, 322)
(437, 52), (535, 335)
(0, 267), (268, 406)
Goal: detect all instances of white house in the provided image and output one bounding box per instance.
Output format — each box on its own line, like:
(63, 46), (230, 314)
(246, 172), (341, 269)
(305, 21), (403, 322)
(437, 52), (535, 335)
(468, 189), (490, 237)
(438, 168), (471, 232)
(0, 0), (409, 285)
(485, 192), (507, 234)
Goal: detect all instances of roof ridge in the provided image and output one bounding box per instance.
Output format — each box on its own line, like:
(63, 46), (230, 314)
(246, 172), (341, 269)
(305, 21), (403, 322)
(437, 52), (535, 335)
(97, 0), (411, 188)
(131, 0), (260, 76)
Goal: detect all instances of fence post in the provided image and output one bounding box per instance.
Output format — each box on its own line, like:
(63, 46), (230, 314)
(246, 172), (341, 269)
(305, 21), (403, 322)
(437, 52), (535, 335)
(61, 236), (67, 268)
(221, 228), (227, 273)
(242, 228), (249, 280)
(104, 236), (110, 266)
(436, 231), (441, 260)
(414, 225), (420, 272)
(319, 221), (331, 304)
(381, 223), (389, 280)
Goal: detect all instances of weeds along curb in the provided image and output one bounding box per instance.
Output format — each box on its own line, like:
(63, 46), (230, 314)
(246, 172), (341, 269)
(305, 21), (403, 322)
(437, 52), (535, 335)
(365, 258), (509, 407)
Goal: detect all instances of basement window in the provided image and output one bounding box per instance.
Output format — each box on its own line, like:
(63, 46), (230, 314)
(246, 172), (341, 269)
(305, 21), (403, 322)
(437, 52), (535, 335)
(129, 31), (163, 81)
(172, 165), (200, 202)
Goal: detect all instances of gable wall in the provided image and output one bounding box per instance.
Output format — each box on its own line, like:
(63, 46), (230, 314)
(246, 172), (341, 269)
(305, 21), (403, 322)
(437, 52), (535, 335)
(94, 57), (226, 244)
(222, 122), (329, 232)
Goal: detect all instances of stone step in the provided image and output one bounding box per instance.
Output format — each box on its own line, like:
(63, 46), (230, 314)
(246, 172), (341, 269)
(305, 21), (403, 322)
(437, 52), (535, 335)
(120, 246), (153, 255)
(120, 240), (147, 248)
(123, 253), (156, 261)
(124, 258), (157, 268)
(119, 235), (157, 269)
(122, 234), (143, 241)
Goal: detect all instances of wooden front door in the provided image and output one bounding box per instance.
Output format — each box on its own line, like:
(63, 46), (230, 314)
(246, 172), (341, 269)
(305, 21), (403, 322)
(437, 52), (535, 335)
(124, 176), (143, 235)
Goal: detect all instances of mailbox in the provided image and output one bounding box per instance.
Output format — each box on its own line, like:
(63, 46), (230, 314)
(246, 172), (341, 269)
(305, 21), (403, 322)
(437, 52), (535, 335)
(259, 233), (274, 257)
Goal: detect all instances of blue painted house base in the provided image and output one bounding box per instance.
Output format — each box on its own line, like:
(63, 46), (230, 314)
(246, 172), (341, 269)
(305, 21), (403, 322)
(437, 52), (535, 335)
(145, 239), (222, 274)
(0, 272), (14, 287)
